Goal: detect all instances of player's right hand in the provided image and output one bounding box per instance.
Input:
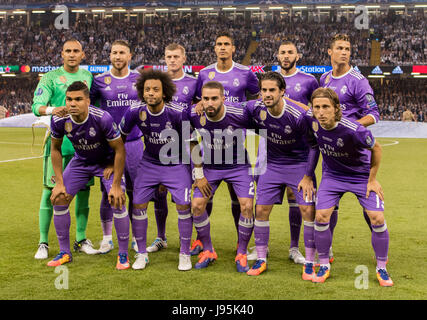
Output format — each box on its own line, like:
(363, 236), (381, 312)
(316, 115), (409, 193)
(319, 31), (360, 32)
(50, 183), (71, 204)
(52, 106), (68, 117)
(103, 165), (114, 180)
(193, 177), (212, 198)
(195, 101), (204, 116)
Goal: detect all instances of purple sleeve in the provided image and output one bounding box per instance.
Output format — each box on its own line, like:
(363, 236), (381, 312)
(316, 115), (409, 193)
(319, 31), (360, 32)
(310, 77), (319, 95)
(89, 77), (101, 106)
(354, 125), (376, 149)
(195, 73), (205, 100)
(101, 112), (121, 141)
(50, 117), (64, 140)
(246, 70), (260, 96)
(119, 107), (138, 136)
(354, 78), (380, 123)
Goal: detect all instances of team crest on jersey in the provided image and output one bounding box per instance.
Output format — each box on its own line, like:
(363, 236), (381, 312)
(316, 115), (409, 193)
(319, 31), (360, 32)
(294, 83), (301, 92)
(65, 122), (72, 133)
(183, 86), (189, 95)
(89, 127), (96, 137)
(337, 138), (344, 147)
(226, 125), (234, 135)
(36, 88), (43, 96)
(208, 72), (215, 80)
(340, 85), (348, 95)
(260, 110), (267, 121)
(233, 78), (240, 87)
(312, 121), (319, 132)
(200, 116), (206, 127)
(366, 136), (373, 147)
(139, 111), (147, 121)
(104, 77), (112, 85)
(165, 121), (172, 130)
(59, 76), (67, 84)
(132, 83), (137, 91)
(284, 125), (292, 134)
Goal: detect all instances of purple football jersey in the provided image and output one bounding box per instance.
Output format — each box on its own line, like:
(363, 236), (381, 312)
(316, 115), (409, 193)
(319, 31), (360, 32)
(196, 62), (259, 103)
(119, 102), (186, 166)
(305, 110), (376, 182)
(51, 106), (121, 165)
(187, 103), (252, 169)
(320, 66), (379, 123)
(172, 73), (198, 109)
(246, 98), (311, 165)
(90, 70), (142, 141)
(281, 69), (319, 105)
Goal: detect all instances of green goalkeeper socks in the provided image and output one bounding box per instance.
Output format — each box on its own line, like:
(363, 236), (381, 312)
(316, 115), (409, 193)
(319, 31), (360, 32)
(75, 188), (90, 242)
(38, 188), (53, 244)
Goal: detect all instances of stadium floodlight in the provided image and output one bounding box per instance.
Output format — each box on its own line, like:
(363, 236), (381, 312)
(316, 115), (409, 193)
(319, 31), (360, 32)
(112, 9), (127, 12)
(222, 7), (236, 11)
(413, 75), (427, 78)
(91, 9), (106, 12)
(200, 8), (214, 11)
(414, 4), (427, 7)
(245, 7), (260, 10)
(52, 10), (66, 13)
(316, 6), (332, 9)
(1, 73), (16, 77)
(340, 5), (356, 9)
(411, 72), (420, 75)
(132, 8), (147, 12)
(32, 10), (46, 14)
(177, 8), (192, 11)
(0, 11), (7, 14)
(155, 8), (169, 11)
(71, 10), (85, 13)
(368, 75), (385, 78)
(292, 6), (308, 10)
(269, 6), (284, 10)
(383, 72), (391, 75)
(12, 11), (26, 14)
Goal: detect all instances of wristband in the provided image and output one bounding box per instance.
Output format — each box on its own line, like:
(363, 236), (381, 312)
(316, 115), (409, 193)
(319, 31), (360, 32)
(193, 167), (204, 180)
(45, 107), (55, 115)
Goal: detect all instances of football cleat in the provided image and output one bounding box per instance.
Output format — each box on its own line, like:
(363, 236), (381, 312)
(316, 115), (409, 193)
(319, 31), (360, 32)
(146, 238), (167, 253)
(312, 265), (330, 283)
(34, 243), (49, 260)
(289, 247), (306, 264)
(116, 253), (130, 270)
(73, 239), (99, 255)
(247, 259), (267, 276)
(47, 251), (72, 267)
(98, 239), (114, 254)
(329, 247), (335, 264)
(235, 253), (250, 273)
(190, 239), (203, 256)
(178, 253), (192, 271)
(376, 269), (394, 287)
(195, 250), (217, 269)
(132, 253), (149, 270)
(302, 263), (315, 281)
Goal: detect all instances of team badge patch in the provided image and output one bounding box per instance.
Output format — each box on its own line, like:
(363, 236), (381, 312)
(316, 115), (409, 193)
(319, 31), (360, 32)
(59, 76), (67, 84)
(340, 85), (348, 95)
(366, 135), (374, 147)
(294, 83), (301, 92)
(208, 72), (215, 80)
(36, 88), (43, 96)
(337, 138), (344, 147)
(233, 78), (240, 87)
(165, 121), (172, 130)
(260, 110), (267, 121)
(89, 127), (96, 137)
(284, 125), (292, 134)
(312, 121), (319, 132)
(65, 122), (72, 133)
(139, 110), (147, 121)
(200, 116), (206, 127)
(104, 77), (112, 85)
(183, 86), (189, 95)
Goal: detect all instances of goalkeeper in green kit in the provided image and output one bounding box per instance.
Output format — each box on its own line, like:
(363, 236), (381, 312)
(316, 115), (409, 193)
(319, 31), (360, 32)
(32, 39), (98, 259)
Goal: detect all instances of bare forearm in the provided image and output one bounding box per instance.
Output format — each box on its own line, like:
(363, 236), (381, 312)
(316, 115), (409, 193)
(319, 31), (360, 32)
(357, 115), (376, 127)
(369, 142), (382, 181)
(51, 147), (64, 185)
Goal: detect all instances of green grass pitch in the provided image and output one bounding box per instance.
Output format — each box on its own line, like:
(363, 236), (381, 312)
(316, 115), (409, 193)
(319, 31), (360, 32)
(0, 127), (426, 300)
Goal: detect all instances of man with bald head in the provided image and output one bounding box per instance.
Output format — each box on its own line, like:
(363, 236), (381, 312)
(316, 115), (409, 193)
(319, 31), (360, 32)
(32, 38), (97, 260)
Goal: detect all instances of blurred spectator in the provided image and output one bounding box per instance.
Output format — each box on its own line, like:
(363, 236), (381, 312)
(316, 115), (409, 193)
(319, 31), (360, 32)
(402, 107), (416, 122)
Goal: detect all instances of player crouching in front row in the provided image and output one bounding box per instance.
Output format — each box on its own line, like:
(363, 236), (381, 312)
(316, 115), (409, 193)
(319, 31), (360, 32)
(307, 88), (393, 287)
(49, 81), (130, 270)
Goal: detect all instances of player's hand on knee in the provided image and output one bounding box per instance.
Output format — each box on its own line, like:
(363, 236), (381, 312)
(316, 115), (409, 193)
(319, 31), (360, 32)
(298, 175), (315, 202)
(108, 185), (126, 210)
(193, 177), (212, 198)
(103, 165), (114, 180)
(366, 179), (384, 201)
(50, 183), (69, 204)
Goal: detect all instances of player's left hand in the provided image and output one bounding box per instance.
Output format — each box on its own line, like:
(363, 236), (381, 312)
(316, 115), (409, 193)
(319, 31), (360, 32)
(108, 184), (126, 210)
(298, 175), (316, 202)
(103, 165), (114, 180)
(366, 179), (384, 201)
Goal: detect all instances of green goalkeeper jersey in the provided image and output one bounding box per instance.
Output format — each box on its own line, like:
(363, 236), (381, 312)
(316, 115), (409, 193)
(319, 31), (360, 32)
(32, 66), (93, 156)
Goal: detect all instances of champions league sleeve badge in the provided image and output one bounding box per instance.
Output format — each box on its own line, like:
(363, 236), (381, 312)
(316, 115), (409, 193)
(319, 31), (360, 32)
(260, 110), (267, 121)
(65, 121), (72, 133)
(312, 121), (319, 132)
(139, 110), (147, 121)
(200, 116), (206, 127)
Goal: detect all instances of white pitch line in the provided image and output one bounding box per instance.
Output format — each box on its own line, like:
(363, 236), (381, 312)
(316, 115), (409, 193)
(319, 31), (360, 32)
(379, 140), (399, 147)
(0, 156), (43, 163)
(0, 141), (42, 146)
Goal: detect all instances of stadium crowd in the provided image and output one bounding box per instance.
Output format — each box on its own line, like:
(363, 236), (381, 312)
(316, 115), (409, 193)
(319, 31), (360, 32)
(0, 78), (34, 117)
(1, 12), (426, 67)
